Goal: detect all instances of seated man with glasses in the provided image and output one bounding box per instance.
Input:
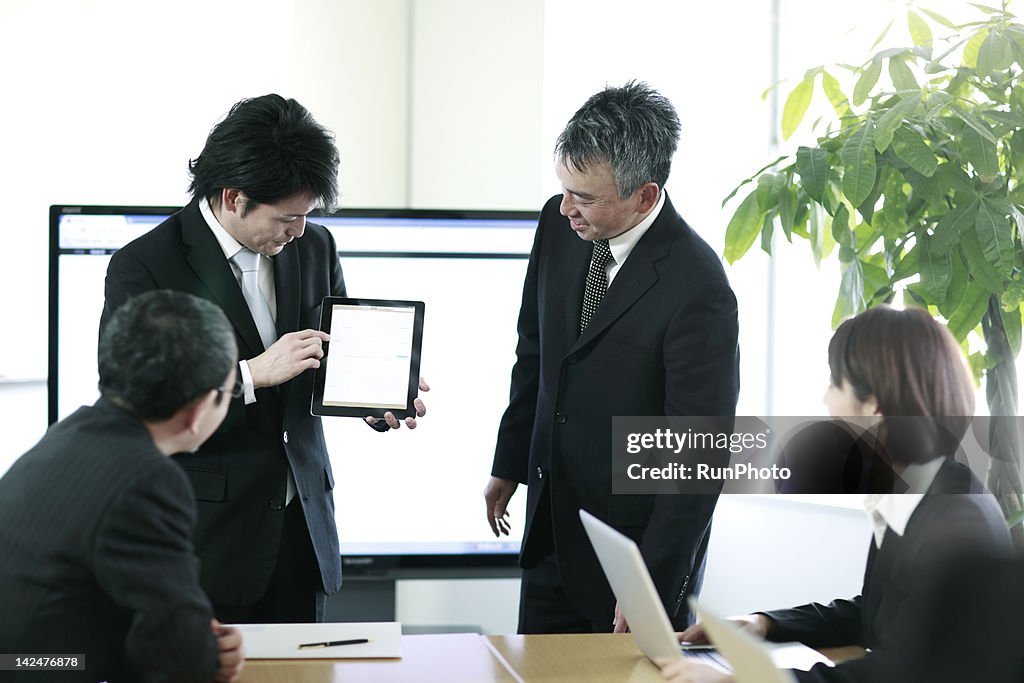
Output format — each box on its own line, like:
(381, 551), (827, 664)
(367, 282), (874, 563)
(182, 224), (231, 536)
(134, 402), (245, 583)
(0, 290), (245, 683)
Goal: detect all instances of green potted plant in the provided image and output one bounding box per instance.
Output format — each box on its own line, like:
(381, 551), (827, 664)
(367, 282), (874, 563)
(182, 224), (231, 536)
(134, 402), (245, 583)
(723, 1), (1023, 537)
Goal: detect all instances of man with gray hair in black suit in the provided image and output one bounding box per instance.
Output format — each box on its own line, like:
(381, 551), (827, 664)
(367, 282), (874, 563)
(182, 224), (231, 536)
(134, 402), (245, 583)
(0, 290), (245, 683)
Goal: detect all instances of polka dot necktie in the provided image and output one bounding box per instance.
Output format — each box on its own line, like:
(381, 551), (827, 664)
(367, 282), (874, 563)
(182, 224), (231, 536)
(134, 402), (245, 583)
(579, 239), (614, 334)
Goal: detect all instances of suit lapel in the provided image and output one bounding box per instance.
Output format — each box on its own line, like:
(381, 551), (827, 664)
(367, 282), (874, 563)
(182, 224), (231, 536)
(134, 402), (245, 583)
(273, 242), (300, 337)
(272, 242), (302, 414)
(862, 536), (890, 636)
(180, 202), (265, 357)
(562, 235), (591, 343)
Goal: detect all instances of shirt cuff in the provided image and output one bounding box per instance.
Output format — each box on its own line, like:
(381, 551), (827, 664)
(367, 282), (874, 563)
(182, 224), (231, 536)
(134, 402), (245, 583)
(239, 360), (257, 405)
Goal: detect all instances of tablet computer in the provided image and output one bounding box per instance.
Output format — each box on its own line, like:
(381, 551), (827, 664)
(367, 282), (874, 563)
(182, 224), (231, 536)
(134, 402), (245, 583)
(311, 297), (425, 418)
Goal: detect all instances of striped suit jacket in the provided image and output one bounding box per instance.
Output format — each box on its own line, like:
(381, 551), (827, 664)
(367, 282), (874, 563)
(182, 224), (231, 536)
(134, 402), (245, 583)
(0, 398), (218, 682)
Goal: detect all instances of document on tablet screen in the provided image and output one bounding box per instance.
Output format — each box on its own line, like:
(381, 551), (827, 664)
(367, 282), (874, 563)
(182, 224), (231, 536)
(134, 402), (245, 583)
(322, 303), (415, 409)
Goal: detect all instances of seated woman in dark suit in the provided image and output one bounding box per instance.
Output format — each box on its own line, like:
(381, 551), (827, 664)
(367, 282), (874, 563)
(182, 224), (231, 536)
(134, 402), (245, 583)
(658, 306), (1011, 683)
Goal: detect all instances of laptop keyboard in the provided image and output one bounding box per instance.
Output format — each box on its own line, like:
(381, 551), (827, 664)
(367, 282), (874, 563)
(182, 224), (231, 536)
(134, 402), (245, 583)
(683, 648), (731, 671)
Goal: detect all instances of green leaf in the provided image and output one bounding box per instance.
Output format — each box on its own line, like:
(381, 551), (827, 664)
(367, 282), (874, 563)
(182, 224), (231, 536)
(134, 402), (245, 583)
(721, 155), (790, 208)
(947, 281), (989, 341)
(962, 29), (989, 68)
(894, 243), (919, 281)
(892, 125), (938, 176)
(903, 168), (945, 209)
(918, 232), (953, 303)
(982, 108), (1024, 129)
(809, 203), (835, 266)
(1001, 304), (1022, 358)
(782, 78), (814, 140)
(960, 110), (999, 144)
(871, 18), (895, 51)
(967, 350), (988, 384)
(795, 146), (829, 202)
(961, 124), (1000, 179)
(833, 259), (867, 327)
(1005, 27), (1024, 63)
(756, 173), (783, 212)
(853, 211), (882, 252)
(857, 165), (887, 224)
(977, 30), (1014, 76)
(934, 163), (975, 196)
(724, 190), (765, 264)
(961, 227), (1006, 292)
(888, 56), (919, 90)
(820, 71), (851, 120)
(861, 257), (892, 305)
(927, 37), (971, 73)
(760, 211), (776, 255)
(875, 95), (921, 152)
(777, 185), (799, 240)
(940, 250), (970, 318)
(832, 203), (852, 249)
(840, 122), (878, 207)
(969, 3), (1009, 15)
(854, 59), (882, 107)
(907, 10), (933, 47)
(919, 8), (957, 29)
(904, 284), (929, 308)
(975, 199), (1015, 278)
(933, 200), (979, 254)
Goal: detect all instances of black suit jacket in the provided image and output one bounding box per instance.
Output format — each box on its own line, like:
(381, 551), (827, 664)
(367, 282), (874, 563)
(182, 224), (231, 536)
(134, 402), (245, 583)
(492, 193), (740, 628)
(100, 200), (345, 605)
(761, 458), (1012, 683)
(0, 399), (217, 683)
(904, 551), (1024, 683)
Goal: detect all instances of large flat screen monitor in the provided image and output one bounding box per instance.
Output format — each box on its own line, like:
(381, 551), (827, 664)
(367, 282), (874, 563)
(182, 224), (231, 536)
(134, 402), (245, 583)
(49, 204), (537, 574)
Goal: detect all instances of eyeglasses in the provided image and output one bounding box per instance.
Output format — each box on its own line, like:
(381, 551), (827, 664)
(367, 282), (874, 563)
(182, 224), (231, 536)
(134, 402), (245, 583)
(216, 377), (244, 402)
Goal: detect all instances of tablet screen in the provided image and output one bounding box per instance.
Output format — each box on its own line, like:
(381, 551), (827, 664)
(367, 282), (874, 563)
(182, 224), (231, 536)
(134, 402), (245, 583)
(312, 297), (425, 418)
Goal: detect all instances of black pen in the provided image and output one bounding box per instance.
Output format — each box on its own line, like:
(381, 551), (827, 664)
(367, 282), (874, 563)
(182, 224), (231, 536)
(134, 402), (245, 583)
(298, 638), (371, 650)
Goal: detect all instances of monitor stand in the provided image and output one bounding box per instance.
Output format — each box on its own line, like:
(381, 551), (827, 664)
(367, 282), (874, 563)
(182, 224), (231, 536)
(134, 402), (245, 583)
(326, 575), (396, 622)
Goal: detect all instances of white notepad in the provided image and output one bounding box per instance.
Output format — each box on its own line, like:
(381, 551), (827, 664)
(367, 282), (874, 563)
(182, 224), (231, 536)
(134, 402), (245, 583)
(231, 621), (402, 659)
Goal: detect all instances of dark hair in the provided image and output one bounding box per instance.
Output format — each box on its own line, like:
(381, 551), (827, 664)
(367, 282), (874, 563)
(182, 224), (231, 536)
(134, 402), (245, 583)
(99, 290), (238, 421)
(554, 80), (680, 198)
(828, 305), (975, 464)
(188, 94), (340, 212)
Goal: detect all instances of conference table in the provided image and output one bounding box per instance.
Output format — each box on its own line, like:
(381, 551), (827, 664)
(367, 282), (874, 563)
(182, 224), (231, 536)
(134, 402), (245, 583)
(238, 632), (865, 682)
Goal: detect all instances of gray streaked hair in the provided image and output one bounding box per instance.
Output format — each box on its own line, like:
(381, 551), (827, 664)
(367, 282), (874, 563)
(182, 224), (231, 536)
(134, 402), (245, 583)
(555, 80), (680, 198)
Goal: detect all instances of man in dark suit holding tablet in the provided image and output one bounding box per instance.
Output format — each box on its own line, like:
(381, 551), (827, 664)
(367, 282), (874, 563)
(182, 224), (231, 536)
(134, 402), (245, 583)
(101, 95), (426, 624)
(485, 81), (740, 633)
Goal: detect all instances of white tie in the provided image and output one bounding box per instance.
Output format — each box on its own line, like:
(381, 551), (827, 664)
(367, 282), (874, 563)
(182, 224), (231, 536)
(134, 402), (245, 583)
(232, 249), (277, 350)
(231, 248), (295, 504)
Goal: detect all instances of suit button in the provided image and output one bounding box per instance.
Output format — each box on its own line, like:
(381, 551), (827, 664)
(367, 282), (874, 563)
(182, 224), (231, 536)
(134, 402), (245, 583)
(555, 413), (567, 424)
(269, 498), (284, 511)
(283, 431), (289, 444)
(567, 354), (578, 364)
(536, 467), (544, 480)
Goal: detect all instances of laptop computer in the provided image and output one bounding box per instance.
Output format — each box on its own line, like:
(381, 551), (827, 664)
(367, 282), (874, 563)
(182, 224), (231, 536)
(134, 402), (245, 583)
(689, 598), (797, 683)
(579, 509), (829, 681)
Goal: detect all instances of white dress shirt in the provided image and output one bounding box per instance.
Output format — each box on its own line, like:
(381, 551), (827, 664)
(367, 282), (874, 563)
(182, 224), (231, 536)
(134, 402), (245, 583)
(863, 457), (944, 548)
(199, 197), (277, 405)
(605, 189), (667, 285)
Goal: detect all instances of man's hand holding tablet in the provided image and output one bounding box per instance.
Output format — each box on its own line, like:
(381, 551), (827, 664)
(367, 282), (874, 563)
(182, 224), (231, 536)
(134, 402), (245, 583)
(312, 297), (427, 431)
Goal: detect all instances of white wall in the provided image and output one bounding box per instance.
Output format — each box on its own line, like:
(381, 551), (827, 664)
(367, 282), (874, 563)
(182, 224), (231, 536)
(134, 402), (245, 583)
(410, 0), (545, 210)
(1, 0), (888, 635)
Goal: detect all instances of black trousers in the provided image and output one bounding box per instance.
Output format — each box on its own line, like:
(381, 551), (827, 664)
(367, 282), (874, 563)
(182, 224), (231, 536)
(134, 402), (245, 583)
(517, 487), (614, 634)
(213, 498), (327, 623)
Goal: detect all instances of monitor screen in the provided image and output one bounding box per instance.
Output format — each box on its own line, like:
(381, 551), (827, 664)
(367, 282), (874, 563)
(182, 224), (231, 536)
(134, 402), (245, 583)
(49, 205), (536, 572)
